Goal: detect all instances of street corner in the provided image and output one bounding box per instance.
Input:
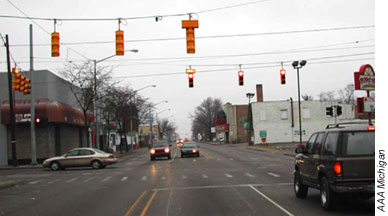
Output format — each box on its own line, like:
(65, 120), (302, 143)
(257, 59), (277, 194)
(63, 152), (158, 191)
(0, 180), (21, 190)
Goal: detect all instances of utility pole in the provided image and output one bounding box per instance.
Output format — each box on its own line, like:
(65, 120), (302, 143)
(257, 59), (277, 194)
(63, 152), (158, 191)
(29, 24), (37, 165)
(5, 35), (18, 166)
(93, 59), (99, 149)
(149, 110), (153, 147)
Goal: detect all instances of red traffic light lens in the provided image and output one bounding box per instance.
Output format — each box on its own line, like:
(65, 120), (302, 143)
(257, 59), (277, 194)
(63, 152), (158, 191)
(36, 118), (41, 123)
(280, 69), (286, 75)
(188, 73), (194, 79)
(238, 71), (244, 77)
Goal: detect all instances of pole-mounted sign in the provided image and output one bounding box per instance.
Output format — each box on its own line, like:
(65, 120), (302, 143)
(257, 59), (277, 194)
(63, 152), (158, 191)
(354, 64), (375, 90)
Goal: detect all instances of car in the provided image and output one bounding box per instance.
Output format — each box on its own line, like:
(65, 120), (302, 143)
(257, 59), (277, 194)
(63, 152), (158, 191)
(294, 123), (375, 210)
(150, 140), (172, 160)
(181, 142), (200, 158)
(176, 139), (184, 147)
(43, 148), (117, 171)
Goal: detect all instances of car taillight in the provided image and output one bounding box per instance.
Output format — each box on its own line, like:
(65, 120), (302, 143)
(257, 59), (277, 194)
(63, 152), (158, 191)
(164, 148), (170, 153)
(367, 126), (375, 131)
(192, 149), (196, 153)
(150, 149), (155, 154)
(108, 155), (115, 159)
(333, 162), (342, 174)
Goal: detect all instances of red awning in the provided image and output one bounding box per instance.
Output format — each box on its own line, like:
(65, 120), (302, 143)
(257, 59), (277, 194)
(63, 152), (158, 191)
(1, 98), (93, 126)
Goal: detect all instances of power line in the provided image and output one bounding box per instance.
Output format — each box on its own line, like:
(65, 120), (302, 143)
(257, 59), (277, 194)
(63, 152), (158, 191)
(0, 0), (271, 22)
(5, 26), (374, 48)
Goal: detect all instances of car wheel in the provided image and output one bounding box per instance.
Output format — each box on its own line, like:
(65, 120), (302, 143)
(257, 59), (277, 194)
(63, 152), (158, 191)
(50, 161), (60, 171)
(168, 154), (171, 160)
(150, 156), (155, 161)
(91, 160), (102, 169)
(320, 177), (336, 210)
(181, 153), (184, 158)
(294, 171), (308, 198)
(197, 153), (200, 157)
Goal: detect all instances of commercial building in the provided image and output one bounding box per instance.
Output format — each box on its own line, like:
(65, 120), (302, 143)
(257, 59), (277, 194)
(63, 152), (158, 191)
(0, 70), (91, 165)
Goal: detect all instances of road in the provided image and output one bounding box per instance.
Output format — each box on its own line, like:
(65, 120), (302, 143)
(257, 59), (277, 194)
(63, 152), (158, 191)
(0, 143), (374, 216)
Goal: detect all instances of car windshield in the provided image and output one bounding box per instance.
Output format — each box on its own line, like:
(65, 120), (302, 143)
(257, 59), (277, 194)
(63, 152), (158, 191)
(182, 143), (196, 148)
(153, 142), (169, 147)
(341, 131), (375, 156)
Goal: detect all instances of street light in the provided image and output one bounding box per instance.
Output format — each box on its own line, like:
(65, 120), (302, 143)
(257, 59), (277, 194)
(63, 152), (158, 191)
(128, 84), (157, 151)
(292, 60), (307, 145)
(246, 93), (255, 143)
(93, 49), (138, 150)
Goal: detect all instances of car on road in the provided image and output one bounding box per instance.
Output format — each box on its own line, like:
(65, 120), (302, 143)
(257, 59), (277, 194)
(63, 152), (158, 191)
(43, 148), (117, 171)
(294, 123), (375, 210)
(150, 140), (172, 160)
(176, 139), (184, 147)
(181, 142), (200, 158)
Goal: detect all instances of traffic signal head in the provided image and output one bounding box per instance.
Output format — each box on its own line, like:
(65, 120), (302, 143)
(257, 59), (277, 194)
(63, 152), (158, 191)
(280, 69), (286, 85)
(51, 32), (60, 57)
(116, 30), (124, 56)
(326, 106), (333, 117)
(188, 73), (194, 88)
(238, 70), (244, 86)
(336, 106), (342, 116)
(182, 20), (199, 54)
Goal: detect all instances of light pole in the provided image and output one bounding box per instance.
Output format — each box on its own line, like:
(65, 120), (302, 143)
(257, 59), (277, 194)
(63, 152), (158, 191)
(246, 93), (255, 143)
(156, 109), (171, 122)
(149, 101), (168, 146)
(129, 85), (156, 151)
(93, 49), (138, 149)
(292, 60), (307, 145)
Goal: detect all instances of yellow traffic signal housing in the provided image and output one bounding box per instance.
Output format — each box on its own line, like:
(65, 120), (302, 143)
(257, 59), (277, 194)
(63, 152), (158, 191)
(182, 20), (199, 54)
(23, 78), (31, 94)
(116, 30), (124, 56)
(51, 32), (60, 57)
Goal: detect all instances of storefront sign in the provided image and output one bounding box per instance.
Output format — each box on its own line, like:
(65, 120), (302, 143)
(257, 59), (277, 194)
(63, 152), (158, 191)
(354, 64), (375, 90)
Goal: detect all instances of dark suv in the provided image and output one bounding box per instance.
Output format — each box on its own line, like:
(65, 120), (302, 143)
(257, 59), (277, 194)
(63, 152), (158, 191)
(294, 123), (375, 210)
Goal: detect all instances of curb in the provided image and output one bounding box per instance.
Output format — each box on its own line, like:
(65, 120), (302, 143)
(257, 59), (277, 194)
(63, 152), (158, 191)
(0, 180), (21, 190)
(0, 165), (43, 170)
(246, 146), (295, 157)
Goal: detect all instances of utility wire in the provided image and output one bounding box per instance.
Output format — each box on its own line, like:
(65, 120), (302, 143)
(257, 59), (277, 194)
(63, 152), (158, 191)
(0, 0), (271, 22)
(5, 26), (374, 48)
(6, 0), (89, 60)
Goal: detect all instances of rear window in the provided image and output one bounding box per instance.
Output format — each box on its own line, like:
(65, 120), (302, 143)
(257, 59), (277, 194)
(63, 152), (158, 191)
(341, 131), (375, 156)
(153, 142), (168, 147)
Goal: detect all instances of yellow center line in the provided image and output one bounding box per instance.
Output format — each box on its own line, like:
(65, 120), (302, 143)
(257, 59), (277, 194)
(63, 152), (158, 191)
(201, 150), (213, 160)
(140, 190), (158, 216)
(125, 190), (147, 216)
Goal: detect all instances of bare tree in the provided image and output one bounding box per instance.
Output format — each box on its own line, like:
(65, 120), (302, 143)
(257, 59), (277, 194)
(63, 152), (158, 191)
(59, 61), (112, 146)
(190, 97), (223, 141)
(318, 91), (335, 102)
(302, 94), (314, 101)
(157, 118), (176, 139)
(338, 84), (355, 105)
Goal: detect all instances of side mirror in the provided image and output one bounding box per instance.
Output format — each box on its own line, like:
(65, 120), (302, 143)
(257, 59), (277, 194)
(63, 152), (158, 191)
(295, 146), (305, 154)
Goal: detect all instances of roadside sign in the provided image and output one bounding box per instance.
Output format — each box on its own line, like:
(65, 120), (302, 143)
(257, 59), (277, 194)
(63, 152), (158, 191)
(259, 130), (267, 138)
(354, 64), (375, 90)
(364, 97), (375, 113)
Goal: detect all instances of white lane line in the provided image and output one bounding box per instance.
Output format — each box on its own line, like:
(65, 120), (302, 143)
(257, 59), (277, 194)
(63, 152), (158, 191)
(83, 177), (94, 183)
(162, 176), (166, 180)
(82, 173), (93, 176)
(102, 177), (111, 182)
(182, 175), (187, 179)
(121, 177), (128, 181)
(141, 176), (147, 181)
(249, 185), (294, 216)
(202, 174), (208, 178)
(29, 180), (40, 185)
(217, 158), (221, 161)
(224, 173), (233, 178)
(267, 172), (280, 178)
(229, 158), (234, 161)
(126, 162), (133, 165)
(47, 179), (60, 184)
(66, 178), (77, 183)
(245, 173), (255, 178)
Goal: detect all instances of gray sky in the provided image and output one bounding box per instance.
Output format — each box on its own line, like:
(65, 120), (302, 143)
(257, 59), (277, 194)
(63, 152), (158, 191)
(0, 0), (375, 138)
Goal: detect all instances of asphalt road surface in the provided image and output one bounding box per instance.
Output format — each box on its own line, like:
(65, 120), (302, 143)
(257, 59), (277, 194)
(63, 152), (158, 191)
(0, 143), (374, 216)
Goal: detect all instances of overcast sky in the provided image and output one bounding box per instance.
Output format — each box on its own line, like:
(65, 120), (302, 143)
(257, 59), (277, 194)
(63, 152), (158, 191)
(0, 0), (375, 138)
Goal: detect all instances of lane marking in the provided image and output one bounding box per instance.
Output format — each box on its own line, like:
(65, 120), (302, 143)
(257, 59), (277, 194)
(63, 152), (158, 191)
(47, 179), (60, 184)
(139, 190), (158, 216)
(102, 177), (112, 182)
(66, 178), (77, 183)
(249, 185), (294, 216)
(229, 158), (234, 161)
(141, 176), (147, 181)
(152, 182), (293, 191)
(121, 177), (128, 181)
(245, 173), (255, 178)
(82, 173), (93, 175)
(125, 191), (147, 216)
(202, 174), (208, 178)
(224, 173), (233, 178)
(83, 177), (94, 183)
(161, 176), (166, 180)
(182, 175), (187, 179)
(29, 180), (40, 185)
(268, 173), (280, 178)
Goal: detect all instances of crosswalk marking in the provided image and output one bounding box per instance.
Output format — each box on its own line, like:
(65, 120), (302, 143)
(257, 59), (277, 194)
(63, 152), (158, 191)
(66, 178), (77, 183)
(83, 177), (94, 183)
(224, 173), (233, 178)
(141, 176), (147, 181)
(121, 177), (128, 181)
(102, 177), (111, 182)
(268, 172), (280, 178)
(202, 174), (208, 178)
(245, 173), (255, 178)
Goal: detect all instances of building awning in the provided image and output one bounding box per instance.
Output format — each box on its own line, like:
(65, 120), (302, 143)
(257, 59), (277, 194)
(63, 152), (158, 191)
(1, 98), (93, 126)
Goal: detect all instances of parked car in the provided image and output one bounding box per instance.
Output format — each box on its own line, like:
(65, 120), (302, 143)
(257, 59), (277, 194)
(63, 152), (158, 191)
(150, 140), (172, 160)
(181, 142), (200, 158)
(43, 148), (117, 171)
(294, 123), (375, 210)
